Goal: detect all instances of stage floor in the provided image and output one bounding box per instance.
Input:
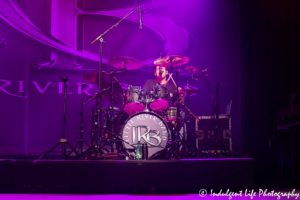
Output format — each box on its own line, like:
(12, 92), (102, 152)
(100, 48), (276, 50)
(0, 158), (254, 193)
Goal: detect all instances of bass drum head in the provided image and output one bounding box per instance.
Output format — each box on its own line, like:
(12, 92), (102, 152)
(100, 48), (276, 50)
(121, 112), (170, 158)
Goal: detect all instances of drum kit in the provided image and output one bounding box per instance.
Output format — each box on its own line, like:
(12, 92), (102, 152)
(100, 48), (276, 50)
(68, 55), (206, 160)
(39, 5), (227, 160)
(40, 55), (206, 160)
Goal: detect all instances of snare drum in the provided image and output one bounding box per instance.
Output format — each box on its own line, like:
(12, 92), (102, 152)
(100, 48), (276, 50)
(150, 85), (170, 111)
(124, 86), (145, 115)
(121, 112), (170, 158)
(163, 107), (184, 123)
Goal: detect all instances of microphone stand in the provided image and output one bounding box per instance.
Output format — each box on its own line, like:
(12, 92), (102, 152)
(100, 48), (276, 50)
(89, 5), (140, 157)
(39, 77), (81, 159)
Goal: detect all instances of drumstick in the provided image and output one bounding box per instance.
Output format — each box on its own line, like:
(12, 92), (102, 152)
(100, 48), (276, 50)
(169, 74), (177, 88)
(164, 73), (173, 86)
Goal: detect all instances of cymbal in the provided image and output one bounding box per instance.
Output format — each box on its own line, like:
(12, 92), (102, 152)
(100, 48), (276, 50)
(108, 56), (142, 70)
(83, 71), (124, 105)
(173, 87), (201, 96)
(154, 55), (189, 67)
(83, 72), (97, 83)
(183, 66), (200, 73)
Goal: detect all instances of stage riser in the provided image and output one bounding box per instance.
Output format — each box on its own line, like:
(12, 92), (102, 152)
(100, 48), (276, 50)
(0, 159), (253, 188)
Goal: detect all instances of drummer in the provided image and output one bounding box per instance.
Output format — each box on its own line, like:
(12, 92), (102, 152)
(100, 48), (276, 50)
(143, 66), (184, 104)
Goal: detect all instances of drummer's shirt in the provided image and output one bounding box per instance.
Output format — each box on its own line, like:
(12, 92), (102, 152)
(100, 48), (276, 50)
(143, 79), (176, 96)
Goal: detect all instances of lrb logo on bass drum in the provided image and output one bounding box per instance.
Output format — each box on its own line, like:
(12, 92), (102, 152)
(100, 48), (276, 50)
(122, 113), (169, 148)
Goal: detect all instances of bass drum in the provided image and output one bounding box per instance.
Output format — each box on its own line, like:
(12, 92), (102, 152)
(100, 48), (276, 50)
(121, 112), (171, 158)
(105, 111), (129, 137)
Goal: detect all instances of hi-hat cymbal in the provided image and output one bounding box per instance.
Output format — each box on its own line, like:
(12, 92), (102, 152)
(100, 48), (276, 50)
(174, 87), (201, 96)
(154, 55), (189, 67)
(108, 56), (142, 70)
(83, 71), (124, 105)
(183, 66), (200, 73)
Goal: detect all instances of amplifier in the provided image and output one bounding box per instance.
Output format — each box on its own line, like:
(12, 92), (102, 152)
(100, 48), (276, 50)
(195, 115), (232, 152)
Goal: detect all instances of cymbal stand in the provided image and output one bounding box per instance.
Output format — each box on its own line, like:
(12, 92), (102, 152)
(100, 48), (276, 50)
(105, 69), (126, 152)
(192, 72), (226, 157)
(168, 76), (200, 158)
(183, 86), (200, 157)
(91, 107), (95, 146)
(169, 57), (181, 158)
(82, 93), (106, 158)
(39, 77), (80, 159)
(90, 4), (140, 157)
(68, 83), (90, 155)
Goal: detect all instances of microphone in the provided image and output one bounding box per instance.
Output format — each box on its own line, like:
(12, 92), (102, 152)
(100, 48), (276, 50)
(139, 5), (142, 29)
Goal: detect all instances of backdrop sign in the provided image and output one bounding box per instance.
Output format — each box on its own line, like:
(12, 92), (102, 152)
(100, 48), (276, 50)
(0, 0), (241, 156)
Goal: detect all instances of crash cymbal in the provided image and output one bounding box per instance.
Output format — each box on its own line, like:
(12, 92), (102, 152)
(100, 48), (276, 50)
(183, 66), (200, 73)
(108, 56), (142, 70)
(95, 72), (124, 105)
(154, 55), (189, 67)
(83, 71), (113, 90)
(83, 71), (116, 84)
(83, 72), (99, 83)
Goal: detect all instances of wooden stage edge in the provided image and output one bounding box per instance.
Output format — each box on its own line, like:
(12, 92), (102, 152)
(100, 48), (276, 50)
(0, 158), (254, 191)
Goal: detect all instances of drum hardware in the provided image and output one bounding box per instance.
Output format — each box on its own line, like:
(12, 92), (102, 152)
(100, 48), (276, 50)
(82, 69), (127, 156)
(90, 4), (142, 157)
(153, 55), (188, 158)
(181, 83), (200, 158)
(83, 72), (124, 105)
(168, 75), (201, 158)
(101, 69), (126, 153)
(143, 97), (153, 112)
(82, 91), (106, 158)
(84, 87), (110, 105)
(168, 62), (184, 158)
(192, 69), (231, 157)
(90, 107), (95, 151)
(67, 83), (90, 156)
(39, 77), (81, 159)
